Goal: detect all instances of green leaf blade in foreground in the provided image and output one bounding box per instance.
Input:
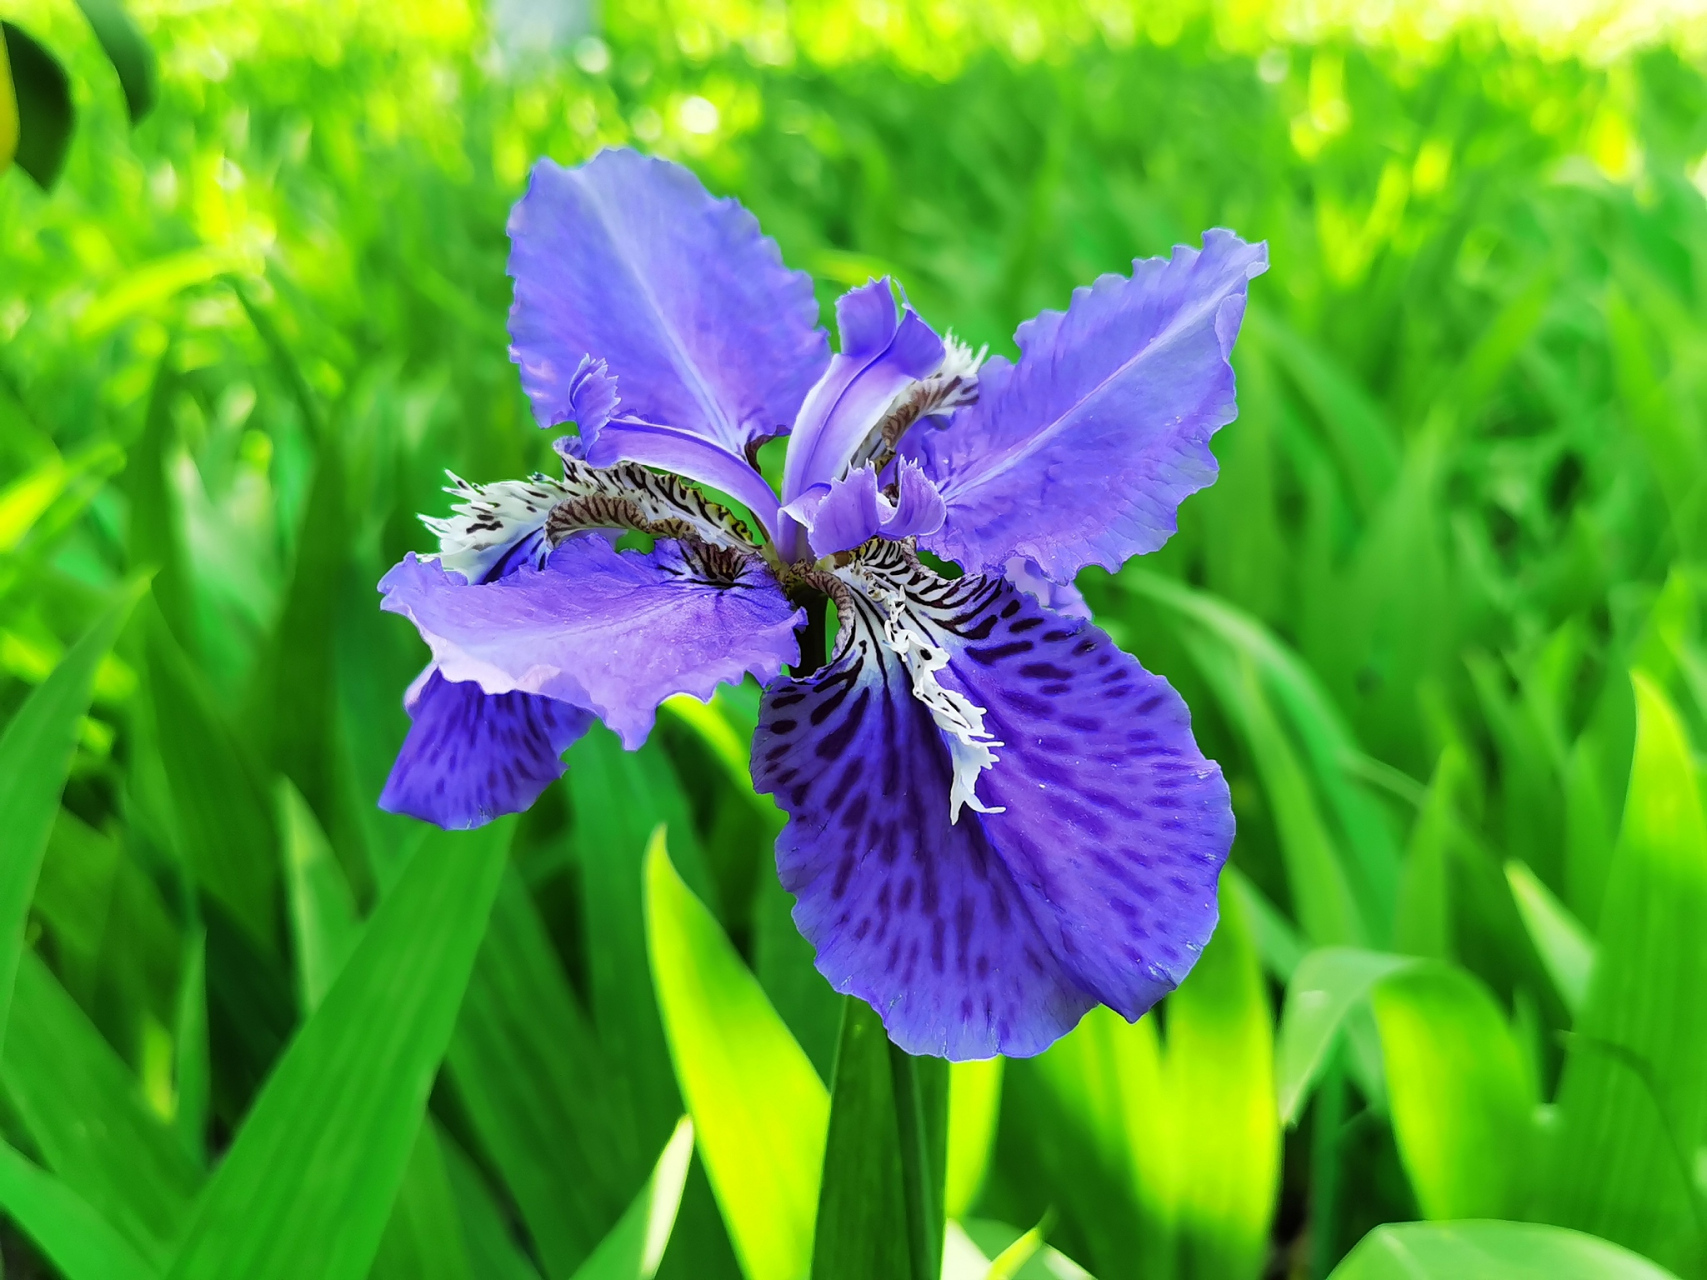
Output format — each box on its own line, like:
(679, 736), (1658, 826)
(1540, 674), (1707, 1272)
(1370, 966), (1536, 1220)
(570, 1116), (696, 1280)
(1327, 1220), (1681, 1279)
(0, 1141), (157, 1280)
(164, 822), (510, 1280)
(0, 585), (138, 1042)
(3, 952), (200, 1262)
(645, 828), (829, 1280)
(811, 999), (910, 1280)
(1276, 948), (1419, 1124)
(1165, 879), (1280, 1280)
(1504, 861), (1596, 1019)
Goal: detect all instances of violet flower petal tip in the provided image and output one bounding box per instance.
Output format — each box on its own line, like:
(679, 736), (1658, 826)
(909, 228), (1268, 583)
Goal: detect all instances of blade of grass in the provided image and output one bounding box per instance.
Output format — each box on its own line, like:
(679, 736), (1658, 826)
(162, 822), (509, 1280)
(645, 827), (828, 1280)
(0, 584), (140, 1041)
(570, 1116), (696, 1280)
(0, 1140), (158, 1280)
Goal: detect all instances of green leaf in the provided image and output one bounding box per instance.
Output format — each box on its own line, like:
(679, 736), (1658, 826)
(1228, 868), (1306, 982)
(278, 777), (359, 1012)
(811, 999), (910, 1280)
(1185, 638), (1365, 947)
(0, 32), (16, 170)
(1276, 947), (1419, 1124)
(0, 585), (138, 1042)
(1327, 1220), (1681, 1280)
(172, 927), (209, 1161)
(569, 726), (717, 1152)
(145, 606), (279, 950)
(446, 866), (639, 1278)
(1540, 674), (1707, 1272)
(950, 1220), (1096, 1280)
(0, 1140), (158, 1280)
(945, 1056), (1003, 1220)
(72, 0), (155, 122)
(1, 22), (72, 189)
(370, 1120), (475, 1280)
(1505, 861), (1595, 1018)
(1394, 745), (1465, 961)
(570, 1116), (696, 1280)
(645, 827), (828, 1280)
(1371, 965), (1536, 1219)
(2, 951), (201, 1264)
(162, 822), (510, 1280)
(1164, 879), (1280, 1280)
(440, 1128), (546, 1280)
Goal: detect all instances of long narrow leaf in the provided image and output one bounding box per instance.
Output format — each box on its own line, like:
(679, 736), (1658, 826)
(0, 584), (139, 1042)
(0, 1140), (157, 1280)
(163, 822), (509, 1280)
(645, 828), (828, 1280)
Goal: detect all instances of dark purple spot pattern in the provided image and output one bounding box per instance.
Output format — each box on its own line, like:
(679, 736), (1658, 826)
(752, 588), (1094, 1059)
(752, 546), (1233, 1057)
(381, 669), (593, 830)
(933, 574), (1232, 1020)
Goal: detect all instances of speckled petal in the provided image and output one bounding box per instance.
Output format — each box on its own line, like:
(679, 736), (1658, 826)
(380, 668), (592, 829)
(752, 545), (1234, 1057)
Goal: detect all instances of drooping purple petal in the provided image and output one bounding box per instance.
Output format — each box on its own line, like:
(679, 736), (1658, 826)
(780, 458), (946, 558)
(380, 667), (593, 829)
(904, 231), (1268, 582)
(923, 567), (1234, 1020)
(777, 279), (945, 558)
(508, 148), (827, 456)
(752, 543), (1233, 1057)
(752, 586), (1095, 1059)
(379, 539), (802, 749)
(1005, 556), (1090, 619)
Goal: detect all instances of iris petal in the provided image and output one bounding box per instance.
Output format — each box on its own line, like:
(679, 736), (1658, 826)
(380, 668), (592, 829)
(905, 230), (1268, 584)
(380, 538), (802, 749)
(754, 543), (1234, 1057)
(778, 279), (945, 557)
(752, 589), (1094, 1060)
(779, 458), (946, 558)
(508, 148), (827, 454)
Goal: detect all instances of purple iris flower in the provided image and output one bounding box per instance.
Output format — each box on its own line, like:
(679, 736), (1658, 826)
(377, 148), (1267, 1060)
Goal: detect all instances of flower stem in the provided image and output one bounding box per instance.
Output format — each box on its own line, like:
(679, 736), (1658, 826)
(889, 1043), (948, 1280)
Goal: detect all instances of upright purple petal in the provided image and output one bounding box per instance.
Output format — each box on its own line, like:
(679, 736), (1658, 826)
(753, 545), (1234, 1057)
(905, 231), (1268, 582)
(753, 591), (1095, 1059)
(508, 149), (827, 455)
(379, 539), (802, 749)
(777, 280), (945, 557)
(380, 668), (593, 829)
(780, 459), (947, 558)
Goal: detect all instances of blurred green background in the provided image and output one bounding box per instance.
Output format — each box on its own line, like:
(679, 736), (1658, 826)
(4, 0), (1707, 1276)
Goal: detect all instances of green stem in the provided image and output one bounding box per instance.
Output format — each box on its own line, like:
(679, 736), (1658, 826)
(889, 1044), (948, 1280)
